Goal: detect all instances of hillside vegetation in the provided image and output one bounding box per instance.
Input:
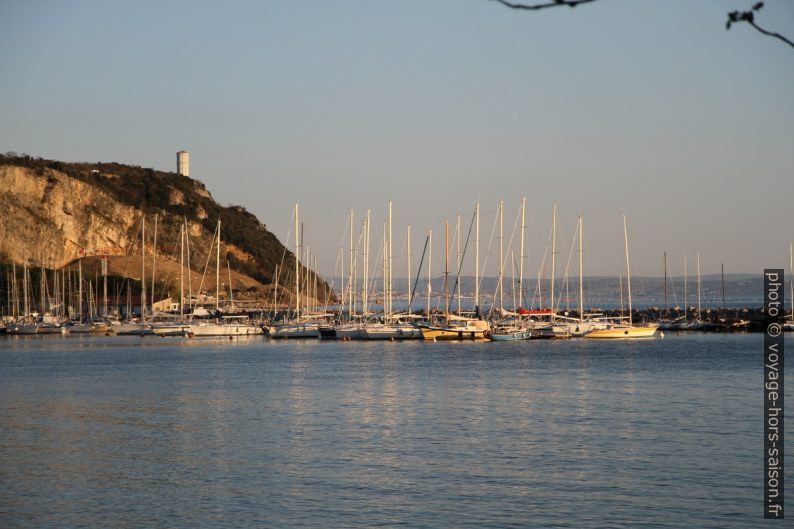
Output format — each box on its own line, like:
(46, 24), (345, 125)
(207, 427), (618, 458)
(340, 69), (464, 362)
(0, 152), (330, 299)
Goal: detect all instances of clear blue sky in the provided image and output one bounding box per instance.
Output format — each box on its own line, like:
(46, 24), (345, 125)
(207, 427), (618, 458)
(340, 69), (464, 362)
(2, 0), (792, 278)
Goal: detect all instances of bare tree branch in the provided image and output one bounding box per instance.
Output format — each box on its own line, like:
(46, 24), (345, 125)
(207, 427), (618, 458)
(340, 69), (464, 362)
(492, 0), (793, 51)
(727, 3), (794, 49)
(491, 0), (602, 11)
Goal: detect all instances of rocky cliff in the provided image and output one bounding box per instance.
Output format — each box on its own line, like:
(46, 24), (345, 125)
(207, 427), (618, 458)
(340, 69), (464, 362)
(0, 154), (328, 298)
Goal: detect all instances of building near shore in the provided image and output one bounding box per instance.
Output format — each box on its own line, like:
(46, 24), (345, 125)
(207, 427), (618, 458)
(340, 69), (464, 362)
(177, 150), (189, 177)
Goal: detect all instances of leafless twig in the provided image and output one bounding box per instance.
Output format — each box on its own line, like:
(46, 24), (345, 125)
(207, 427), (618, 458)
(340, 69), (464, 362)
(726, 2), (794, 49)
(491, 0), (601, 11)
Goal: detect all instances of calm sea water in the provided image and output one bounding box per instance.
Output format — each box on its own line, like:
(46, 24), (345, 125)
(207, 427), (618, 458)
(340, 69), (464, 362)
(0, 333), (785, 528)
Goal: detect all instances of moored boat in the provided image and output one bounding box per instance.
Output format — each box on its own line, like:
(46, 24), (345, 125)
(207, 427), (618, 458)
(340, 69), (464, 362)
(490, 325), (531, 341)
(584, 324), (658, 339)
(421, 317), (489, 340)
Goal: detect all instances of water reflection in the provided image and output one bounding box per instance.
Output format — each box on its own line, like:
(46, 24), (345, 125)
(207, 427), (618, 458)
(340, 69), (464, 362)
(0, 333), (771, 528)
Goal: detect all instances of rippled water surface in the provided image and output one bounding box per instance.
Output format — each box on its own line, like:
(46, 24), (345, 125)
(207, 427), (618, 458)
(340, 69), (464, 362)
(0, 333), (784, 528)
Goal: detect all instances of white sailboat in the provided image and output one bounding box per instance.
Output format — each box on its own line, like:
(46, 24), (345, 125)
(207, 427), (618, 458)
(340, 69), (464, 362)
(188, 220), (263, 336)
(271, 204), (320, 339)
(361, 202), (422, 340)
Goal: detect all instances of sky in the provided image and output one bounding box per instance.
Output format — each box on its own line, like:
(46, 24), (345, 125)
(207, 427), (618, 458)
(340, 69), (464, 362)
(1, 0), (792, 279)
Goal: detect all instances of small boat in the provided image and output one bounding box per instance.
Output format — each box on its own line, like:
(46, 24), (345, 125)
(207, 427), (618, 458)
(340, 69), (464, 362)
(334, 322), (365, 340)
(113, 322), (155, 336)
(421, 317), (490, 340)
(585, 215), (657, 340)
(189, 316), (264, 336)
(8, 322), (67, 335)
(151, 324), (193, 337)
(362, 322), (422, 340)
(584, 324), (658, 339)
(421, 221), (489, 341)
(270, 321), (321, 339)
(490, 325), (531, 341)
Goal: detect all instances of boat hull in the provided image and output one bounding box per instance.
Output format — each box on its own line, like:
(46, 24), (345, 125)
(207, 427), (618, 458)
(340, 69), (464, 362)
(421, 327), (488, 341)
(363, 324), (422, 340)
(585, 325), (658, 339)
(190, 324), (263, 336)
(490, 330), (531, 341)
(113, 324), (155, 336)
(270, 323), (320, 339)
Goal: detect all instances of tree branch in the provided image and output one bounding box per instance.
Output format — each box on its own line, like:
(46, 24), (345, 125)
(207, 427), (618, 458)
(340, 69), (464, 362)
(492, 0), (793, 51)
(726, 3), (794, 49)
(491, 0), (602, 11)
(746, 19), (794, 49)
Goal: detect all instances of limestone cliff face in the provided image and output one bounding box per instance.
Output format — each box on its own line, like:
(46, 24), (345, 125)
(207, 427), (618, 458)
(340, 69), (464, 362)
(0, 165), (142, 267)
(0, 165), (263, 288)
(0, 155), (331, 298)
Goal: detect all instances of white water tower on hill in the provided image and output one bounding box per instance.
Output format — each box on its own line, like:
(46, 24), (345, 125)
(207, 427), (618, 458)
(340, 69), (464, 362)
(177, 150), (189, 177)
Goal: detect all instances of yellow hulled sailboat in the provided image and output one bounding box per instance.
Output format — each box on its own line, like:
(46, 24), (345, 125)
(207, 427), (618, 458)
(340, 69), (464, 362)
(420, 220), (489, 341)
(585, 214), (657, 339)
(584, 324), (658, 339)
(421, 315), (490, 340)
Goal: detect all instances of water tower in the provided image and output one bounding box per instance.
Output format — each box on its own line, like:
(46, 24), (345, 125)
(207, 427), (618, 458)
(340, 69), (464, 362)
(177, 150), (189, 177)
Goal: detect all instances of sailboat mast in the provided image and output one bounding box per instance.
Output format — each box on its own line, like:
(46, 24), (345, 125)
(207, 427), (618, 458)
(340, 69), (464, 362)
(475, 202), (480, 316)
(103, 257), (108, 318)
(216, 219), (221, 312)
(388, 201), (393, 318)
(39, 265), (44, 316)
(519, 197), (526, 310)
(272, 265), (279, 317)
(349, 209), (354, 318)
(511, 249), (516, 311)
(407, 225), (412, 316)
(151, 213), (158, 310)
(551, 203), (557, 321)
(364, 210), (370, 316)
(185, 218), (192, 314)
(578, 216), (583, 324)
(12, 262), (17, 319)
(78, 258), (82, 319)
(790, 242), (793, 320)
(444, 221), (449, 323)
(314, 256), (318, 314)
(721, 262), (726, 317)
(228, 259), (234, 311)
(383, 222), (387, 319)
(180, 224), (184, 318)
(23, 264), (27, 319)
(456, 214), (461, 314)
(499, 200), (504, 312)
(427, 229), (432, 319)
(683, 254), (687, 321)
(623, 214), (633, 326)
(697, 252), (702, 321)
(295, 204), (300, 320)
(664, 252), (670, 317)
(141, 217), (146, 323)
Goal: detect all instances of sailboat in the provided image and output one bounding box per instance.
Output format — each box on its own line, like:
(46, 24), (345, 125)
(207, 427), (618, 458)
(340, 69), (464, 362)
(114, 217), (157, 335)
(491, 198), (532, 341)
(658, 251), (684, 330)
(585, 215), (657, 339)
(553, 215), (608, 337)
(187, 224), (263, 337)
(361, 202), (422, 340)
(271, 204), (321, 339)
(421, 220), (489, 340)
